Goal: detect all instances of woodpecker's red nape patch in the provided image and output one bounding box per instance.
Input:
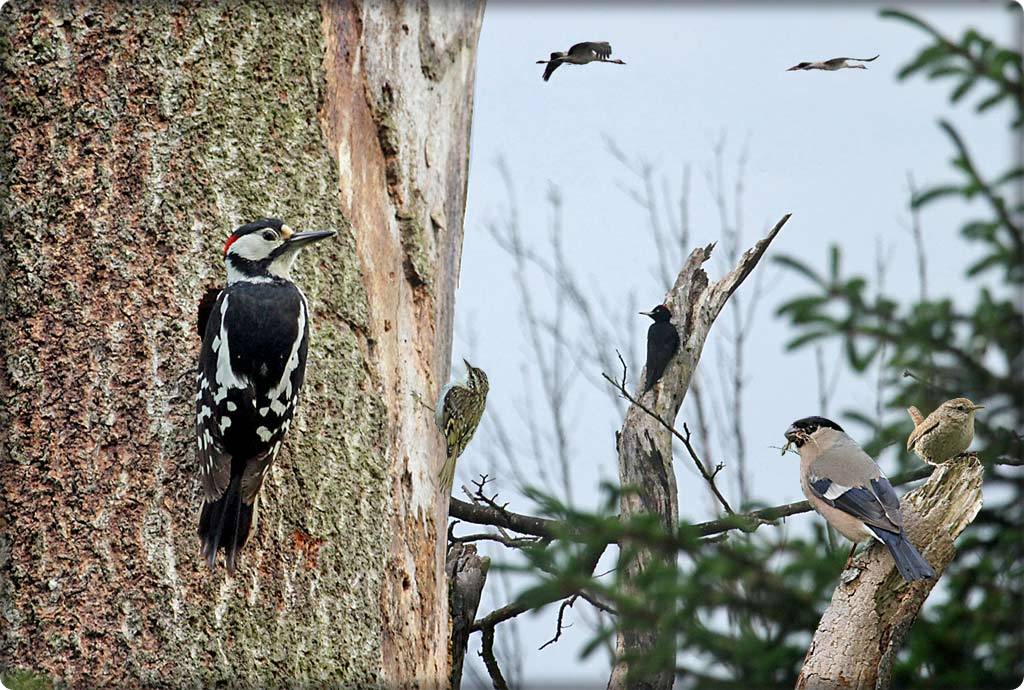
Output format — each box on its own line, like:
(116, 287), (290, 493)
(223, 234), (239, 255)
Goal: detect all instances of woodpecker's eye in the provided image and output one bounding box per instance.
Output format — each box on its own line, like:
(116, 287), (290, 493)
(262, 230), (279, 241)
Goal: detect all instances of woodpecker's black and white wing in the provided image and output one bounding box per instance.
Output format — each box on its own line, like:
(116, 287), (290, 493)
(196, 282), (310, 504)
(196, 289), (235, 503)
(569, 41), (612, 60)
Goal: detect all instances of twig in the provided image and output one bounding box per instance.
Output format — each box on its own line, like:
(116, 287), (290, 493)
(479, 625), (509, 690)
(882, 10), (1024, 111)
(450, 464), (942, 546)
(902, 369), (948, 395)
(538, 595), (577, 650)
(938, 120), (1023, 256)
(904, 172), (929, 302)
(448, 521), (546, 550)
(603, 351), (735, 514)
(578, 588), (619, 616)
(472, 543), (607, 632)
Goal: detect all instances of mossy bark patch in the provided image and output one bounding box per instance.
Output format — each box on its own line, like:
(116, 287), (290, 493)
(1, 2), (383, 685)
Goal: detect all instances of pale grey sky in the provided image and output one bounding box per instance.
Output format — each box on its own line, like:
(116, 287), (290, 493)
(453, 4), (1017, 685)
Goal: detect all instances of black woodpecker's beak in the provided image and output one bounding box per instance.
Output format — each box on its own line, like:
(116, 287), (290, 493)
(285, 230), (336, 248)
(639, 310), (653, 317)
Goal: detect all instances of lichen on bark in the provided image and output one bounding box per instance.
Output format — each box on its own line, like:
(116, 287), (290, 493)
(0, 1), (391, 685)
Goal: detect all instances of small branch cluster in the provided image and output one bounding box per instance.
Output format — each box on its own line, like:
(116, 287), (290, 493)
(602, 351), (735, 515)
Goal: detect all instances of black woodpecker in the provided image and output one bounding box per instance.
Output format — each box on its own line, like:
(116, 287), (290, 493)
(195, 218), (335, 572)
(435, 360), (489, 493)
(640, 304), (680, 394)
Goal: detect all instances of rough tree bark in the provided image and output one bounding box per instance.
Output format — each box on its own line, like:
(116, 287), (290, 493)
(0, 1), (482, 686)
(609, 214), (791, 689)
(796, 457), (984, 690)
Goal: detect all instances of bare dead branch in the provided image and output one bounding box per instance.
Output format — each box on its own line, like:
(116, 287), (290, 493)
(601, 351), (735, 514)
(538, 595), (578, 650)
(449, 463), (941, 546)
(448, 520), (547, 550)
(479, 625), (510, 690)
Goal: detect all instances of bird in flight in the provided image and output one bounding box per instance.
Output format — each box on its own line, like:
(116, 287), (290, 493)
(537, 42), (626, 81)
(786, 55), (879, 71)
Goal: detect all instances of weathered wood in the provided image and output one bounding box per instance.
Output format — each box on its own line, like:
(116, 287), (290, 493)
(0, 1), (482, 685)
(446, 543), (490, 689)
(796, 456), (984, 690)
(609, 215), (791, 689)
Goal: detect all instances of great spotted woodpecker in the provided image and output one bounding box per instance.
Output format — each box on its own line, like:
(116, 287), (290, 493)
(195, 218), (334, 572)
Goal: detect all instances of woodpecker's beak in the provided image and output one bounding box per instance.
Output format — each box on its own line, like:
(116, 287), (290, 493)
(638, 310), (653, 317)
(286, 230), (336, 248)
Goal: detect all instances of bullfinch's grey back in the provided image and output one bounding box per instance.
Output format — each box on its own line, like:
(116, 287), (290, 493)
(784, 417), (934, 582)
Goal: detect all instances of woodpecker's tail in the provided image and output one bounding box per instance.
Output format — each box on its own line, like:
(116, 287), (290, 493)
(872, 527), (934, 582)
(198, 476), (254, 573)
(439, 455), (457, 495)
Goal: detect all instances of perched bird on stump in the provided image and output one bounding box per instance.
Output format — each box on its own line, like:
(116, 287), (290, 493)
(536, 41), (626, 81)
(786, 55), (879, 71)
(640, 304), (680, 394)
(436, 360), (489, 494)
(195, 218), (335, 572)
(907, 397), (983, 465)
(783, 416), (934, 582)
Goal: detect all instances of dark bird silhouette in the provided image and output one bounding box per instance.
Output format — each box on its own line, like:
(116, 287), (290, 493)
(536, 41), (626, 81)
(786, 55), (879, 71)
(640, 304), (680, 394)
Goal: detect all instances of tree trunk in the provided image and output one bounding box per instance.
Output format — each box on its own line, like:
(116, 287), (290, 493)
(609, 215), (790, 689)
(0, 1), (482, 686)
(796, 457), (984, 690)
